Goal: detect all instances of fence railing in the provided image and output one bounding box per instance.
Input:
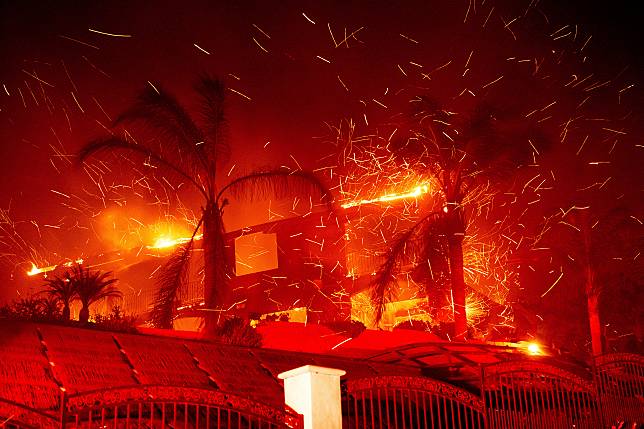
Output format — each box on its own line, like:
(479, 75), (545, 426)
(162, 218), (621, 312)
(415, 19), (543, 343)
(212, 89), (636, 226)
(343, 376), (485, 429)
(61, 385), (303, 429)
(2, 354), (643, 428)
(594, 353), (644, 427)
(118, 280), (204, 317)
(481, 360), (601, 429)
(0, 397), (60, 429)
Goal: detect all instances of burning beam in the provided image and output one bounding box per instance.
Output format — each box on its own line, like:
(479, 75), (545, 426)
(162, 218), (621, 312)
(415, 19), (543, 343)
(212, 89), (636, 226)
(26, 259), (84, 276)
(147, 234), (203, 250)
(26, 262), (57, 276)
(341, 184), (430, 209)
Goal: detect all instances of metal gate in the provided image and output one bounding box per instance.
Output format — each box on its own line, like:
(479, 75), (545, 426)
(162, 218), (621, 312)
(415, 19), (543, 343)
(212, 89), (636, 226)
(482, 361), (601, 429)
(0, 397), (59, 429)
(62, 385), (303, 428)
(343, 376), (485, 428)
(594, 353), (644, 427)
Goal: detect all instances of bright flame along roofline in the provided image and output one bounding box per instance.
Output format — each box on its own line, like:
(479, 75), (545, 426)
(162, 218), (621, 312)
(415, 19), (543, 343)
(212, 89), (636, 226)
(28, 185), (430, 274)
(341, 184), (430, 209)
(26, 232), (206, 275)
(147, 234), (203, 250)
(26, 185), (431, 274)
(26, 259), (84, 276)
(26, 263), (57, 276)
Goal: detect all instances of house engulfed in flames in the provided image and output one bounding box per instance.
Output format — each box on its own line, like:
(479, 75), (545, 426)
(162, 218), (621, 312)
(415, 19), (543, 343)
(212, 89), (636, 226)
(17, 186), (444, 330)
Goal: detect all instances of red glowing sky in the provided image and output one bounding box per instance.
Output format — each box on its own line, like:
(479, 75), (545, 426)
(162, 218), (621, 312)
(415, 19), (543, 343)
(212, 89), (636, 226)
(0, 0), (641, 284)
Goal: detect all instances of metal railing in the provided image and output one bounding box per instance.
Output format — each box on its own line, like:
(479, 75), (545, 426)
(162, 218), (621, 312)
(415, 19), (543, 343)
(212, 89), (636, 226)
(3, 354), (643, 428)
(343, 376), (486, 429)
(0, 397), (60, 429)
(118, 280), (204, 317)
(594, 353), (644, 427)
(481, 360), (602, 428)
(61, 385), (303, 429)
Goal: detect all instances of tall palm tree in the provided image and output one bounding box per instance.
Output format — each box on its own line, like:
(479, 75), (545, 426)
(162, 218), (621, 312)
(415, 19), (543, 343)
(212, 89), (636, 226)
(371, 99), (543, 339)
(69, 264), (121, 323)
(40, 271), (76, 321)
(536, 205), (641, 356)
(79, 76), (330, 334)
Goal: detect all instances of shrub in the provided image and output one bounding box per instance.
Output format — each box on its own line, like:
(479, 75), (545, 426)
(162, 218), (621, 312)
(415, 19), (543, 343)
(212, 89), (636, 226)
(325, 320), (366, 338)
(393, 319), (433, 332)
(214, 316), (262, 347)
(0, 296), (62, 322)
(92, 306), (138, 333)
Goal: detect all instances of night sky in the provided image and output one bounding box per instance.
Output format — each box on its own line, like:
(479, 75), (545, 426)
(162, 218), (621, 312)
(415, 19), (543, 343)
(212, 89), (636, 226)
(1, 0), (642, 331)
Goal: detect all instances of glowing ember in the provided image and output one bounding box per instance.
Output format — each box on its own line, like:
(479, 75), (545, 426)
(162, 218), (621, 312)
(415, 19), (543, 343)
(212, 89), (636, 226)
(26, 259), (85, 276)
(26, 262), (56, 276)
(526, 342), (543, 356)
(148, 234), (202, 250)
(341, 184), (430, 209)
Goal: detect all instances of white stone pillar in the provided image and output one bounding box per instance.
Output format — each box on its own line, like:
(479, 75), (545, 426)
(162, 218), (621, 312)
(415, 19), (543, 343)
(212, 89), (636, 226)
(278, 365), (346, 429)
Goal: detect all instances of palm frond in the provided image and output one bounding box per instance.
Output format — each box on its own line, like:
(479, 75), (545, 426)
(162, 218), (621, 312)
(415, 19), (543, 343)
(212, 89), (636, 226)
(463, 106), (547, 177)
(151, 217), (203, 329)
(217, 169), (331, 208)
(195, 75), (230, 166)
(40, 272), (77, 303)
(371, 212), (444, 323)
(371, 229), (419, 324)
(70, 265), (121, 306)
(79, 135), (208, 198)
(115, 82), (209, 172)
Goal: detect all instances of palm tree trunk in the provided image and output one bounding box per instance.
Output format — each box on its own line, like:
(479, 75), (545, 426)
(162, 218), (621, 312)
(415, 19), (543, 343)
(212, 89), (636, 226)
(62, 304), (70, 321)
(586, 265), (603, 356)
(448, 236), (468, 340)
(580, 211), (603, 356)
(79, 306), (89, 323)
(202, 202), (229, 336)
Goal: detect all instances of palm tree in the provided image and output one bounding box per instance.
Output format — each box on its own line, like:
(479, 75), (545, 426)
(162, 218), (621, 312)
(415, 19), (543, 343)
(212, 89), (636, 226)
(79, 76), (329, 334)
(371, 99), (543, 339)
(536, 205), (641, 356)
(69, 264), (121, 323)
(40, 271), (76, 321)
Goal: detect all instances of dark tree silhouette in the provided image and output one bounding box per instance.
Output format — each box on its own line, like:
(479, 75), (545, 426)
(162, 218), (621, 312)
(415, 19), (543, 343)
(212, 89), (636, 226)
(69, 265), (121, 323)
(40, 271), (76, 321)
(536, 204), (642, 356)
(79, 76), (329, 334)
(371, 99), (544, 339)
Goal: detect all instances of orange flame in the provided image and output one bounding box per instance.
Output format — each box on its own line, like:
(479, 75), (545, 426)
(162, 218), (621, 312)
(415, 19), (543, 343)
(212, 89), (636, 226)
(26, 262), (56, 276)
(148, 234), (202, 250)
(26, 259), (86, 276)
(341, 184), (430, 209)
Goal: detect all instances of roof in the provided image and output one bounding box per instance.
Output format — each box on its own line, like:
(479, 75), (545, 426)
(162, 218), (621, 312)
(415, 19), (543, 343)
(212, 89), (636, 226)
(0, 322), (420, 413)
(0, 321), (590, 413)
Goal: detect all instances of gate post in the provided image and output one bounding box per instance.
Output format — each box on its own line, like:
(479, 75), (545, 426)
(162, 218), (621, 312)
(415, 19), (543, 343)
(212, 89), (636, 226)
(279, 365), (346, 429)
(59, 389), (67, 429)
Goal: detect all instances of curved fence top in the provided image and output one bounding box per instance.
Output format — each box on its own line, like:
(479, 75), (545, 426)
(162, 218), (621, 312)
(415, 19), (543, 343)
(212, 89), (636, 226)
(481, 359), (595, 392)
(345, 375), (485, 413)
(64, 384), (301, 427)
(594, 352), (644, 367)
(0, 397), (59, 429)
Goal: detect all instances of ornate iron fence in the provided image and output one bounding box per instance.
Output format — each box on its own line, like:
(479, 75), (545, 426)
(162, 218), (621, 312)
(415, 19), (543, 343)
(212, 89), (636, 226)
(0, 397), (60, 429)
(118, 280), (205, 318)
(343, 376), (486, 429)
(481, 360), (602, 429)
(61, 385), (303, 429)
(4, 354), (644, 428)
(594, 353), (644, 427)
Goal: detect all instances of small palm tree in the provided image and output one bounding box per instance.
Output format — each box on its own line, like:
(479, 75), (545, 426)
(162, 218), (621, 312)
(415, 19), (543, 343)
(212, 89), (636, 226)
(41, 271), (76, 321)
(371, 99), (543, 339)
(79, 76), (330, 334)
(69, 265), (121, 323)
